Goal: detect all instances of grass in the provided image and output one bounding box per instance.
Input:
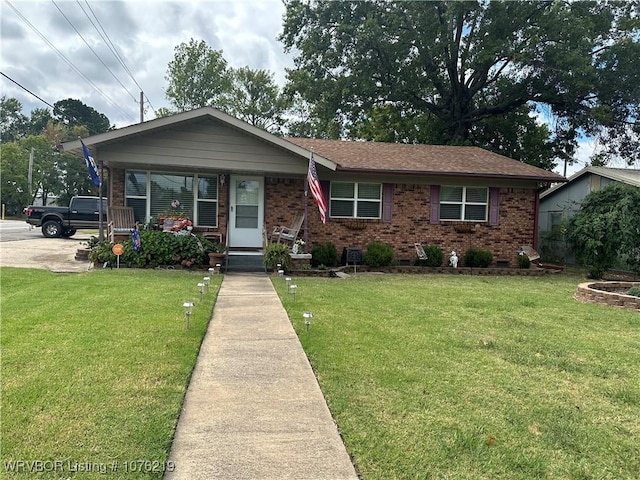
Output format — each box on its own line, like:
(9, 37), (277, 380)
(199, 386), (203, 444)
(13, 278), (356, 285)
(274, 273), (640, 480)
(1, 267), (220, 479)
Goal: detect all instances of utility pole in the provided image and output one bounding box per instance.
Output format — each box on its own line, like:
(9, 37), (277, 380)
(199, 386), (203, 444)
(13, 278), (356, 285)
(28, 147), (34, 197)
(140, 91), (144, 123)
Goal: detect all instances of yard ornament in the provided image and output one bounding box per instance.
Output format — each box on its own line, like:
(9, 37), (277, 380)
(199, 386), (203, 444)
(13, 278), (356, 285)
(449, 250), (458, 268)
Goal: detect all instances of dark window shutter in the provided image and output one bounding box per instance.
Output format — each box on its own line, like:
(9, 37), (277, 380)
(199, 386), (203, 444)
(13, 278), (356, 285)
(489, 187), (500, 225)
(382, 183), (393, 223)
(430, 185), (440, 224)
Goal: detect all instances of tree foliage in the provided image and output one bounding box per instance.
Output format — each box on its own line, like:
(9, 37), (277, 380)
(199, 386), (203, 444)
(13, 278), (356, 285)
(226, 67), (289, 134)
(164, 39), (289, 134)
(165, 38), (232, 112)
(0, 98), (103, 211)
(567, 184), (640, 278)
(53, 98), (111, 134)
(280, 0), (640, 167)
(1, 96), (27, 143)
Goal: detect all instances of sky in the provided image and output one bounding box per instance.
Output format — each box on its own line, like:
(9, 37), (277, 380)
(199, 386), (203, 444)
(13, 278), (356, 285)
(1, 0), (627, 177)
(1, 0), (293, 126)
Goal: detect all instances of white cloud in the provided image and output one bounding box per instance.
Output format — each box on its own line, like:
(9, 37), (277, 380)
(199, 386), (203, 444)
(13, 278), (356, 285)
(1, 0), (293, 128)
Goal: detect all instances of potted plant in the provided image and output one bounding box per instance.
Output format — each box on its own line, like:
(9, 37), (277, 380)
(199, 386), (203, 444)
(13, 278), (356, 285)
(206, 241), (227, 266)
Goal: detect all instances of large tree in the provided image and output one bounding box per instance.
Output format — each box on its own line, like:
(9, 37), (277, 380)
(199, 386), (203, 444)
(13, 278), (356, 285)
(225, 67), (289, 134)
(0, 96), (27, 143)
(280, 0), (640, 167)
(53, 98), (111, 134)
(165, 38), (232, 112)
(0, 99), (101, 210)
(164, 40), (289, 133)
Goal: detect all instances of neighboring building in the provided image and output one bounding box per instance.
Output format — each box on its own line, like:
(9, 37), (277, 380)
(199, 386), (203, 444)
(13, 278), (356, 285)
(538, 166), (640, 263)
(61, 107), (564, 267)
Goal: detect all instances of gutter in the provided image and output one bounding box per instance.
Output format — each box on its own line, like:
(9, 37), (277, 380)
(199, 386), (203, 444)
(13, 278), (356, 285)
(335, 167), (567, 183)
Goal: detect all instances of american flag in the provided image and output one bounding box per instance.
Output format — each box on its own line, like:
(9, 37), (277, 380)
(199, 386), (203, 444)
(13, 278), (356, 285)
(307, 153), (328, 224)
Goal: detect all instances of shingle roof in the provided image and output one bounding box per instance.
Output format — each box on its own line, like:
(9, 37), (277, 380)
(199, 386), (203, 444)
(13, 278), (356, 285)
(540, 166), (640, 199)
(286, 138), (565, 182)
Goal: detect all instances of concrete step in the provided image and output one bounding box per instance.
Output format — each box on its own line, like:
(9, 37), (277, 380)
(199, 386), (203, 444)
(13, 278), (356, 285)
(226, 253), (265, 273)
(75, 248), (90, 261)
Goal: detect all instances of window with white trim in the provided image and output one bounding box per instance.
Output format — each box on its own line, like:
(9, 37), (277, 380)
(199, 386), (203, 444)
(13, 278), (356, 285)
(330, 182), (382, 218)
(440, 186), (488, 221)
(196, 176), (218, 227)
(124, 170), (218, 226)
(125, 171), (147, 223)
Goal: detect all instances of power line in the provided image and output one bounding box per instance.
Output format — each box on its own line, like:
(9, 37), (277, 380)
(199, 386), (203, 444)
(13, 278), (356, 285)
(4, 0), (136, 122)
(51, 0), (138, 103)
(1, 71), (102, 136)
(1, 71), (56, 111)
(79, 0), (158, 116)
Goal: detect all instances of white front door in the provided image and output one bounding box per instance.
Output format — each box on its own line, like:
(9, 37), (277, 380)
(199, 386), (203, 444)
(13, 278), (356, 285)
(229, 176), (264, 248)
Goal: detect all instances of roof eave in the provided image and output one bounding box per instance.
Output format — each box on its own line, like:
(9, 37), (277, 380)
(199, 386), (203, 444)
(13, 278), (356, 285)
(336, 167), (566, 183)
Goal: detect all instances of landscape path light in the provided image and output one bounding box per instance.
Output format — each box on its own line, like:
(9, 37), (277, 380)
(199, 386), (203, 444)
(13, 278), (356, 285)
(203, 276), (211, 291)
(183, 302), (194, 329)
(285, 277), (292, 288)
(197, 282), (205, 301)
(289, 284), (297, 302)
(216, 263), (222, 274)
(303, 311), (313, 332)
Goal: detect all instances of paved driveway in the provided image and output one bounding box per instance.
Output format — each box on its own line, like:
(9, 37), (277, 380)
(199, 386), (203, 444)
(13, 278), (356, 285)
(0, 220), (93, 272)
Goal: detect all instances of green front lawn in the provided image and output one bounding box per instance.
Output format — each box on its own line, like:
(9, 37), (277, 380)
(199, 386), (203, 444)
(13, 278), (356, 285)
(275, 273), (640, 479)
(1, 267), (220, 479)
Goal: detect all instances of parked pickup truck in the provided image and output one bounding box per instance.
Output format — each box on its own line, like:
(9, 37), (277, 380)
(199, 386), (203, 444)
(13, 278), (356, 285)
(25, 196), (107, 238)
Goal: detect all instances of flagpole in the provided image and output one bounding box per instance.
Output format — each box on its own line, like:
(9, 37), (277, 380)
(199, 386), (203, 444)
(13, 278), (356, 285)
(80, 137), (104, 241)
(98, 160), (104, 242)
(303, 151), (310, 253)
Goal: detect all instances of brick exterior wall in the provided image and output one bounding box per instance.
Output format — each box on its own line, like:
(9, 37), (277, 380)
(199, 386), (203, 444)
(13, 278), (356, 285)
(265, 179), (537, 267)
(111, 170), (536, 264)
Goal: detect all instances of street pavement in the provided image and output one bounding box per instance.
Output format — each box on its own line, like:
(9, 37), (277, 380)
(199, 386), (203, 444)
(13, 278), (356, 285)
(0, 219), (92, 272)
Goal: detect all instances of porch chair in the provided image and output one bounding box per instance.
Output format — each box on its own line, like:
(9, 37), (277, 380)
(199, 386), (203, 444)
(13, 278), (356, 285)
(108, 206), (138, 242)
(271, 212), (305, 244)
(415, 243), (428, 261)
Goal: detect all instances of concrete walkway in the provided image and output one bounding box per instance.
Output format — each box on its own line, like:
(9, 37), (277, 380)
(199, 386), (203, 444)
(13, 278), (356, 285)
(165, 273), (358, 480)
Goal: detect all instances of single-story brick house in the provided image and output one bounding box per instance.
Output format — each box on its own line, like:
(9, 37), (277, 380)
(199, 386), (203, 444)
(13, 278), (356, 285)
(62, 107), (565, 266)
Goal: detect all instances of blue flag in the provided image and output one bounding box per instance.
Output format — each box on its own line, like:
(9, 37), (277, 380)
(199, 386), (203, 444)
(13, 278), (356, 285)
(131, 228), (141, 252)
(81, 140), (101, 186)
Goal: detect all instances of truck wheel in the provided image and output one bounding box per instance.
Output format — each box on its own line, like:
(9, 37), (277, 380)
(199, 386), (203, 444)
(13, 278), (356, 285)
(61, 229), (77, 238)
(42, 220), (63, 238)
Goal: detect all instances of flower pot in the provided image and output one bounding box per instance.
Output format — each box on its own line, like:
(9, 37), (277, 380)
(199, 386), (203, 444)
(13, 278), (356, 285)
(208, 252), (226, 266)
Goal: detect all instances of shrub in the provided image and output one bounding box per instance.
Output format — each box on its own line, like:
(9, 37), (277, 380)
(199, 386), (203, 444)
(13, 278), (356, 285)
(627, 286), (640, 298)
(415, 245), (443, 267)
(517, 253), (531, 269)
(363, 241), (394, 267)
(311, 242), (339, 268)
(88, 231), (210, 268)
(264, 242), (292, 271)
(464, 248), (493, 268)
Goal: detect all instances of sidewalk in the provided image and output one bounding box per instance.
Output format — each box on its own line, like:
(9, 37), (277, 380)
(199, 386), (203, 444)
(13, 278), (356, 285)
(165, 273), (358, 480)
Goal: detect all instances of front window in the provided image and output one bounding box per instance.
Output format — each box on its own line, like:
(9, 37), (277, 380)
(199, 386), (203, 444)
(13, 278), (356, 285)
(125, 170), (218, 226)
(330, 182), (382, 218)
(197, 176), (218, 227)
(125, 171), (147, 223)
(440, 186), (488, 221)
